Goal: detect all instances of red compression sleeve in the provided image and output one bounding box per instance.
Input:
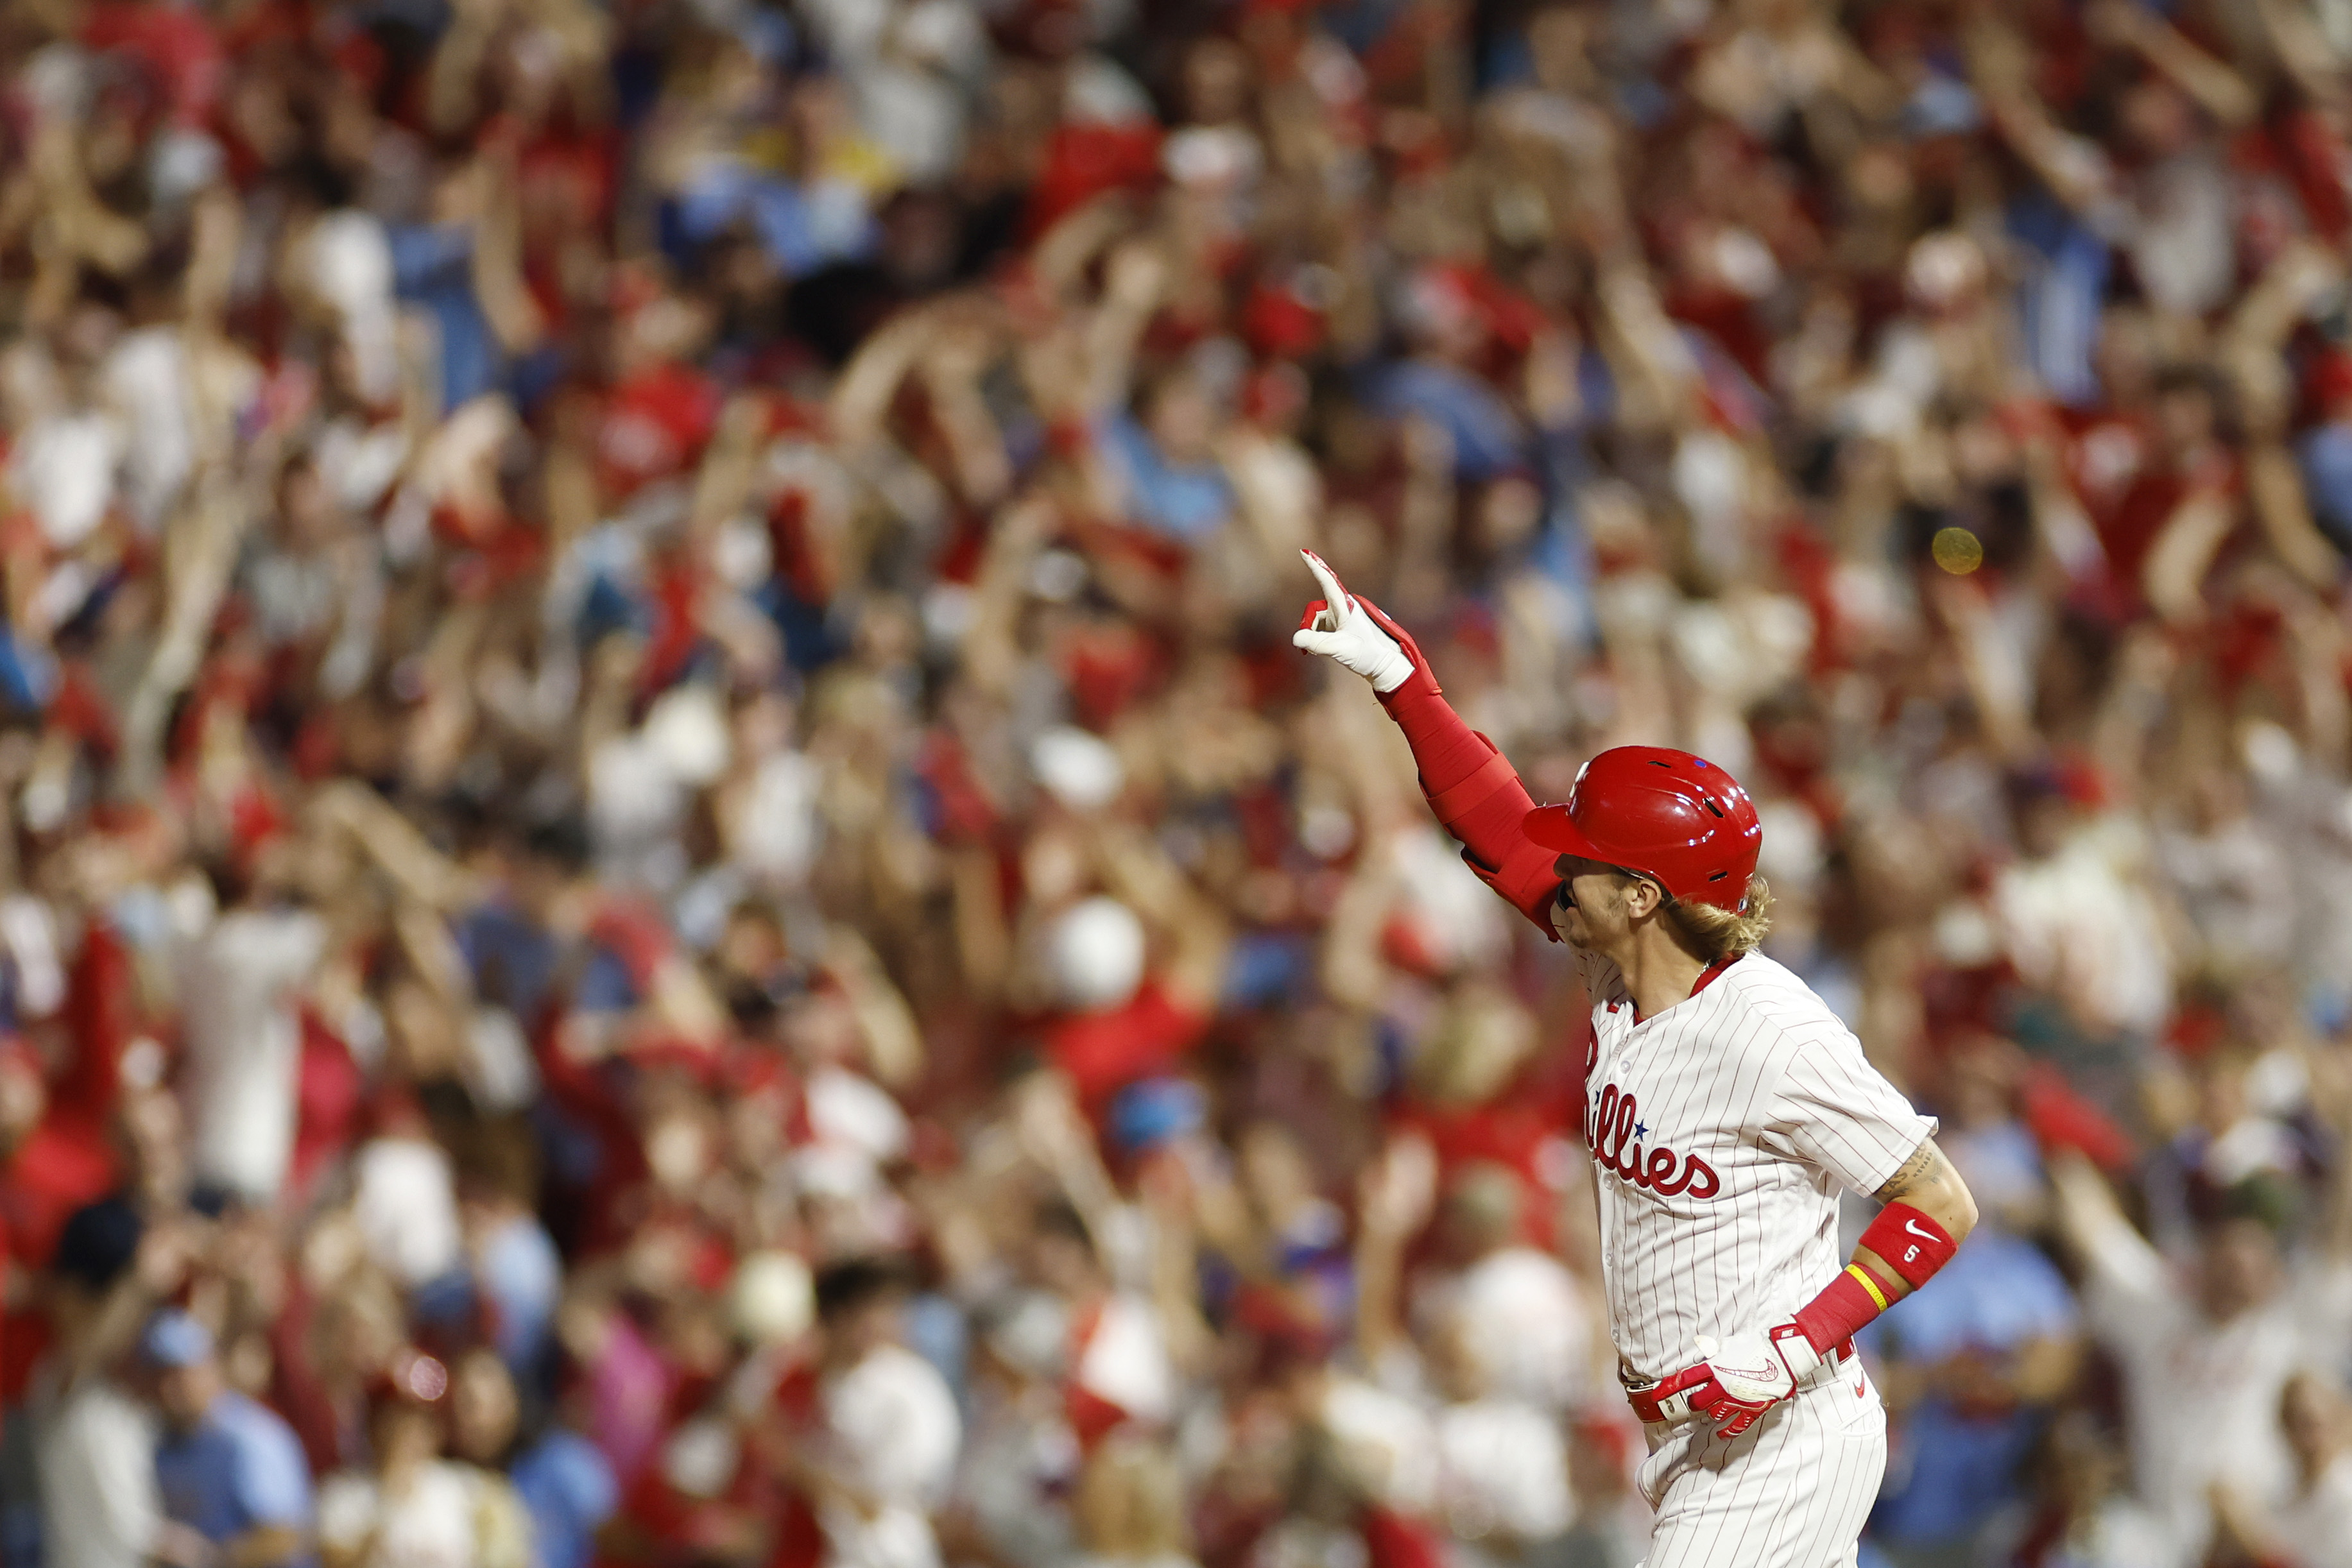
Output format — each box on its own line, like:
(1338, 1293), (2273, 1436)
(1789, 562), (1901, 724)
(1793, 1262), (1898, 1354)
(1359, 599), (1561, 936)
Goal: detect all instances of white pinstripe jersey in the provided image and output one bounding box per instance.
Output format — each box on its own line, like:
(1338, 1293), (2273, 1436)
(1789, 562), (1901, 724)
(1577, 949), (1937, 1380)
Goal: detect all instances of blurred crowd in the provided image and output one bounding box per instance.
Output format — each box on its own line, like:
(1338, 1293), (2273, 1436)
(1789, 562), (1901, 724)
(12, 0), (2352, 1564)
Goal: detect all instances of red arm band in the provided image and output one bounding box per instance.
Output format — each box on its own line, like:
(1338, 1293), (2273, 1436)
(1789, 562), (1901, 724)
(1790, 1204), (1958, 1355)
(1858, 1200), (1960, 1290)
(1355, 599), (1561, 937)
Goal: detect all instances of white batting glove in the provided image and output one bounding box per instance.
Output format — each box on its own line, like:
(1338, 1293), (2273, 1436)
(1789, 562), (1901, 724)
(1292, 549), (1416, 694)
(1652, 1324), (1822, 1439)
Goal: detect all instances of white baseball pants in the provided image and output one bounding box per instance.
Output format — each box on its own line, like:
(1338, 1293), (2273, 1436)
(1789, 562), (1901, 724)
(1635, 1358), (1887, 1567)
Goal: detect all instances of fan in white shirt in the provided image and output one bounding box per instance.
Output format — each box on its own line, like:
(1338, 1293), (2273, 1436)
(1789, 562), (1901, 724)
(317, 1351), (530, 1568)
(800, 1258), (962, 1568)
(1355, 1144), (1577, 1562)
(2051, 1154), (2352, 1558)
(1409, 1163), (1600, 1417)
(2212, 1372), (2352, 1568)
(176, 873), (328, 1207)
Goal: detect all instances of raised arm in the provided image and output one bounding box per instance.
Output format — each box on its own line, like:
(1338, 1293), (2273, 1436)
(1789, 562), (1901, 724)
(1970, 24), (2116, 216)
(2251, 0), (2347, 110)
(1352, 1134), (1438, 1372)
(2226, 244), (2346, 592)
(1291, 550), (1561, 933)
(1088, 819), (1230, 1017)
(2085, 0), (2258, 130)
(2047, 1149), (2172, 1320)
(2141, 486), (2241, 624)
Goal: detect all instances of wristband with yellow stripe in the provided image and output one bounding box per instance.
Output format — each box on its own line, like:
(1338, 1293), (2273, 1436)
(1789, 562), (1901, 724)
(1844, 1262), (1891, 1311)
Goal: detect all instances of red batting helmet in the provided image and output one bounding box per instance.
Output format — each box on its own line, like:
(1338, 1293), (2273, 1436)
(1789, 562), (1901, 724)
(1522, 747), (1762, 912)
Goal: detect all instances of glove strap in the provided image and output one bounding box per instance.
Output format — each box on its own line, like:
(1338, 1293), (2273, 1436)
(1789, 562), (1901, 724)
(1357, 597), (1440, 696)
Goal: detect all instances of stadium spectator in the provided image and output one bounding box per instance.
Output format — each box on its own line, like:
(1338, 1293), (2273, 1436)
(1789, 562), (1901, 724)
(145, 1308), (316, 1568)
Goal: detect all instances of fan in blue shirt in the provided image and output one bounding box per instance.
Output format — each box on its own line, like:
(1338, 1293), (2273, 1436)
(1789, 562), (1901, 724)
(145, 1311), (315, 1568)
(1865, 1223), (2085, 1565)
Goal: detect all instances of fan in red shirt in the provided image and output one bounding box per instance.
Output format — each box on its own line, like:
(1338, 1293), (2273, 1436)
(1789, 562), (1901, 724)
(1025, 822), (1230, 1127)
(2090, 364), (2244, 617)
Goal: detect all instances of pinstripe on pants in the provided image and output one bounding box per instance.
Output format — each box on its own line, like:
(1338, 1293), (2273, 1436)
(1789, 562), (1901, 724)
(1635, 1360), (1887, 1568)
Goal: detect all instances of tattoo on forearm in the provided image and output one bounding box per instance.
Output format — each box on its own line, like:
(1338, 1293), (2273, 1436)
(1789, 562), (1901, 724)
(1875, 1140), (1937, 1204)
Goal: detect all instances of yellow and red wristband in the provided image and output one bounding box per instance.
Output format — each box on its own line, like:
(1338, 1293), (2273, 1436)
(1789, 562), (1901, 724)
(1792, 1203), (1957, 1354)
(1843, 1261), (1893, 1310)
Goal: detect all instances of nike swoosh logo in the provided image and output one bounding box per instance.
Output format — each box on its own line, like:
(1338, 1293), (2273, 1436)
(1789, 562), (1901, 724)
(1904, 1218), (1937, 1241)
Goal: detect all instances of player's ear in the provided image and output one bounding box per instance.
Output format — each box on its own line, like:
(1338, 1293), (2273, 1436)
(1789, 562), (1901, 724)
(1622, 875), (1664, 919)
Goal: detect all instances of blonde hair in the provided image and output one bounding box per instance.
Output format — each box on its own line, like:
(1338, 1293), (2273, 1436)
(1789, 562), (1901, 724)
(1663, 873), (1774, 961)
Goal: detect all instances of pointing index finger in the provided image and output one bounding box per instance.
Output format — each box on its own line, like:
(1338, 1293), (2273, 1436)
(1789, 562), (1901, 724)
(1299, 549), (1354, 616)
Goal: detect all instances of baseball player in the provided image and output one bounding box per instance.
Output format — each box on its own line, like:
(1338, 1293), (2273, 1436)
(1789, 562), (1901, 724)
(1292, 550), (1979, 1566)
